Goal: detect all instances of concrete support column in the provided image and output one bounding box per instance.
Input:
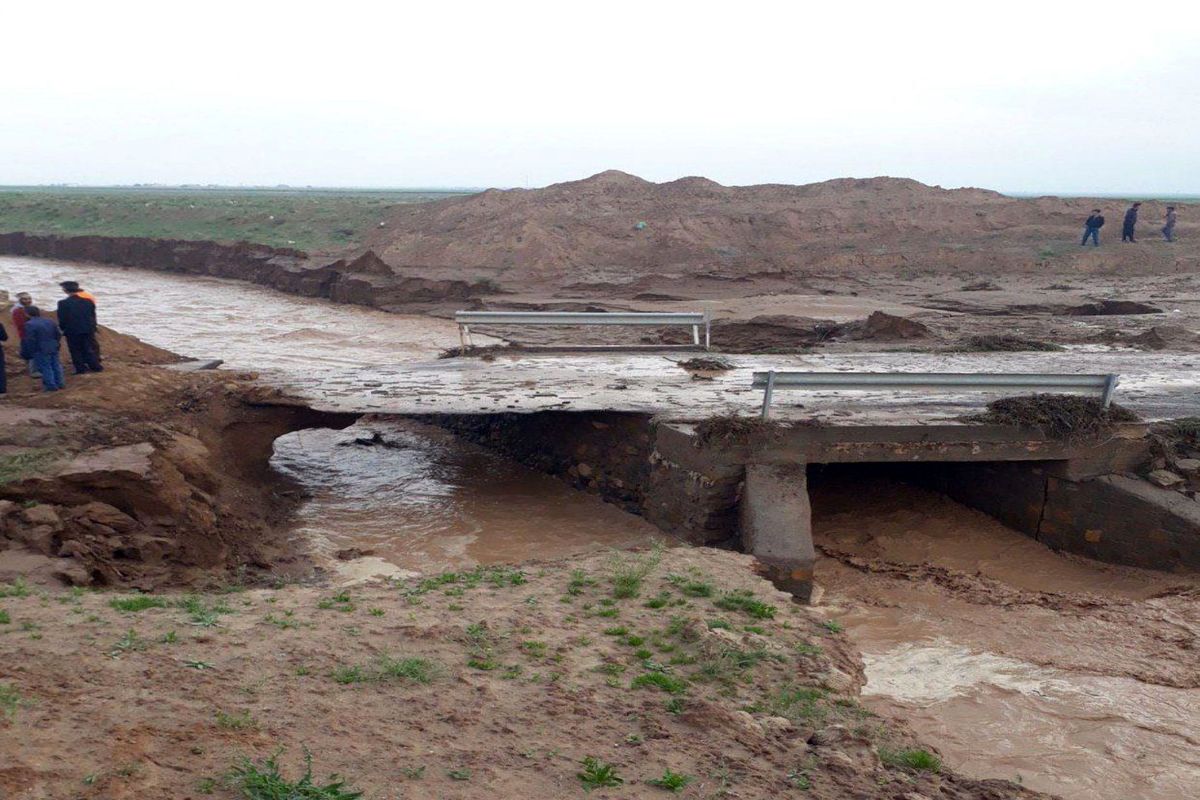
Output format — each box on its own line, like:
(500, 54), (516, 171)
(740, 463), (814, 602)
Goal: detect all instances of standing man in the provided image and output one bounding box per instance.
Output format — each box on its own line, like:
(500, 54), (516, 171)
(1121, 202), (1141, 242)
(1163, 206), (1177, 242)
(19, 307), (65, 392)
(10, 292), (39, 377)
(57, 281), (102, 374)
(1081, 209), (1105, 246)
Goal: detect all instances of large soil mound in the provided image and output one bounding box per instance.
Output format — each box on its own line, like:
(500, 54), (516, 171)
(363, 171), (1197, 289)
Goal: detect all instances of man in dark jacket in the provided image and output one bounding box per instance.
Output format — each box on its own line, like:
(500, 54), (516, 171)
(19, 307), (65, 391)
(1081, 210), (1104, 246)
(1121, 202), (1141, 242)
(57, 281), (103, 374)
(0, 320), (7, 396)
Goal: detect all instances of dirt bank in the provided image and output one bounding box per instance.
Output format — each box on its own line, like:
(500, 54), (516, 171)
(0, 327), (355, 589)
(0, 547), (1045, 799)
(0, 233), (497, 313)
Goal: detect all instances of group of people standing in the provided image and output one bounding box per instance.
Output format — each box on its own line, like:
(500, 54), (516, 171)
(0, 281), (103, 396)
(1082, 202), (1178, 246)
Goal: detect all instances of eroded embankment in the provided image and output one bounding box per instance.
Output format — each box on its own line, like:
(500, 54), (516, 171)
(0, 345), (356, 588)
(0, 232), (496, 311)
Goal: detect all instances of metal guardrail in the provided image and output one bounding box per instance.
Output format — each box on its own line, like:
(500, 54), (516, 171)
(753, 370), (1120, 418)
(454, 310), (711, 350)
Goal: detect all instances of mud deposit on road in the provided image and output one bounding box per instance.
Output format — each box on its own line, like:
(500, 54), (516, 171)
(811, 476), (1200, 800)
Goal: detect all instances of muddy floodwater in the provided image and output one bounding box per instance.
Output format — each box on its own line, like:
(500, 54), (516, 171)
(3, 257), (1198, 799)
(812, 476), (1200, 800)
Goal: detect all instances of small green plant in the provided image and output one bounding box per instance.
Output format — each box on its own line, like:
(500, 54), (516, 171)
(159, 630), (178, 644)
(0, 683), (22, 720)
(714, 591), (776, 620)
(109, 629), (147, 656)
(0, 578), (31, 598)
(667, 574), (713, 597)
(447, 768), (471, 781)
(196, 776), (217, 794)
(401, 765), (426, 779)
(603, 625), (629, 637)
(228, 751), (363, 799)
(0, 609), (9, 625)
(109, 595), (168, 613)
(331, 665), (368, 685)
(648, 769), (693, 793)
(368, 608), (385, 617)
(632, 673), (688, 694)
(578, 757), (624, 792)
(317, 591), (356, 613)
(879, 747), (941, 773)
(377, 656), (438, 683)
(821, 619), (844, 634)
(567, 569), (596, 596)
(794, 641), (822, 657)
(754, 685), (828, 723)
(664, 698), (685, 715)
(608, 544), (662, 599)
(644, 592), (672, 609)
(215, 709), (257, 730)
(183, 659), (215, 670)
(178, 596), (233, 627)
(786, 767), (811, 789)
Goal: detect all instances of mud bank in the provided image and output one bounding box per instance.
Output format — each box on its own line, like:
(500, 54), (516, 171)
(0, 232), (497, 312)
(0, 338), (357, 588)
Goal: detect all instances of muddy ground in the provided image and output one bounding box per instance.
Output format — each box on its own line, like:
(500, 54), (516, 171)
(0, 547), (1047, 800)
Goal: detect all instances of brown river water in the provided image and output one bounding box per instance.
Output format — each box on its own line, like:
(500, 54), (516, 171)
(3, 256), (1198, 799)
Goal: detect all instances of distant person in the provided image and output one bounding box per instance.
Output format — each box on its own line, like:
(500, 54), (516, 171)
(19, 307), (65, 392)
(57, 281), (103, 374)
(1081, 209), (1104, 246)
(1121, 202), (1141, 242)
(0, 319), (7, 396)
(11, 291), (39, 377)
(1163, 206), (1177, 242)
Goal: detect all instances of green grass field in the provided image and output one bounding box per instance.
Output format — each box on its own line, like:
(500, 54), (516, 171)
(0, 186), (473, 253)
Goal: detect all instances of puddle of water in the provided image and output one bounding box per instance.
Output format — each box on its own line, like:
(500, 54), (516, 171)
(271, 419), (659, 579)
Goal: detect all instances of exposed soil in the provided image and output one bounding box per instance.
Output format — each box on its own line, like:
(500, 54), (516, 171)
(0, 547), (1047, 800)
(965, 395), (1140, 439)
(0, 327), (354, 589)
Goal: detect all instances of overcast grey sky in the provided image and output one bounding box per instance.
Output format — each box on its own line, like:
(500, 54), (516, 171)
(4, 1), (1198, 193)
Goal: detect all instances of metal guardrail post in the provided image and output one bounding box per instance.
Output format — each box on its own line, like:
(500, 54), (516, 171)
(760, 370), (777, 419)
(1101, 373), (1119, 408)
(704, 312), (711, 351)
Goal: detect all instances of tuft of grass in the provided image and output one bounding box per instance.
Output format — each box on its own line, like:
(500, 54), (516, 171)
(215, 709), (257, 730)
(228, 751), (363, 799)
(753, 685), (828, 723)
(0, 609), (9, 625)
(632, 673), (689, 694)
(317, 592), (356, 613)
(0, 449), (58, 485)
(713, 591), (776, 620)
(377, 656), (438, 684)
(108, 629), (147, 656)
(647, 769), (693, 793)
(609, 544), (663, 599)
(879, 747), (942, 773)
(110, 595), (169, 613)
(667, 574), (714, 598)
(0, 683), (22, 720)
(447, 768), (471, 781)
(0, 578), (31, 598)
(578, 757), (624, 792)
(821, 619), (844, 634)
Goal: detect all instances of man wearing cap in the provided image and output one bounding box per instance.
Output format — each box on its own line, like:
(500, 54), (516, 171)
(11, 291), (40, 377)
(57, 281), (103, 374)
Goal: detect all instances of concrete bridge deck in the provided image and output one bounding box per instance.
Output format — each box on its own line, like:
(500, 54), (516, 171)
(275, 348), (1199, 423)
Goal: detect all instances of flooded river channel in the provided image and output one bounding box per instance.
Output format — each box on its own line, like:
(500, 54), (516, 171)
(2, 256), (1197, 799)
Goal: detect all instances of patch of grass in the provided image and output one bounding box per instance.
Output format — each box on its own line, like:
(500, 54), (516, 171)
(377, 655), (438, 684)
(609, 544), (663, 599)
(110, 595), (169, 613)
(644, 591), (672, 609)
(647, 769), (693, 793)
(160, 630), (178, 644)
(753, 685), (828, 723)
(265, 611), (298, 630)
(177, 595), (234, 627)
(794, 641), (822, 657)
(0, 577), (31, 598)
(632, 673), (689, 694)
(879, 747), (942, 773)
(0, 609), (9, 625)
(578, 757), (624, 792)
(667, 574), (714, 598)
(567, 569), (596, 596)
(317, 591), (356, 613)
(821, 619), (844, 634)
(447, 768), (471, 781)
(0, 683), (22, 720)
(0, 449), (58, 485)
(108, 629), (147, 656)
(664, 698), (685, 715)
(713, 590), (776, 620)
(603, 625), (629, 637)
(215, 709), (257, 730)
(228, 750), (363, 799)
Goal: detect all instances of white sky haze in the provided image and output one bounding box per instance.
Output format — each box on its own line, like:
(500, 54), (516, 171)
(3, 0), (1198, 192)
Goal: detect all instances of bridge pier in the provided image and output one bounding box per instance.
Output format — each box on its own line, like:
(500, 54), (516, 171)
(740, 463), (815, 602)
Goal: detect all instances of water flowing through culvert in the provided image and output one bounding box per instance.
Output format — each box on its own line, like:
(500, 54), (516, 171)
(3, 256), (1198, 799)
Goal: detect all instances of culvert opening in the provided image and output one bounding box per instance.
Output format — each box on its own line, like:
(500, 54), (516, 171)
(268, 416), (660, 577)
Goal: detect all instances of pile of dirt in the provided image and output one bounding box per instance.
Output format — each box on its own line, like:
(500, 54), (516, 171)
(840, 310), (933, 341)
(955, 334), (1065, 352)
(676, 356), (735, 371)
(694, 414), (783, 447)
(706, 315), (836, 353)
(1065, 299), (1163, 316)
(968, 394), (1140, 439)
(1129, 325), (1200, 351)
